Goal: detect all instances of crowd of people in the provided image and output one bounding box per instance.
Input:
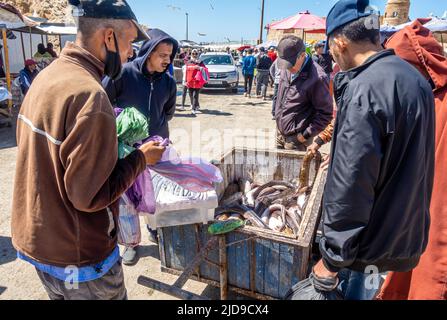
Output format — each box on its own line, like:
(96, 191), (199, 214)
(7, 0), (447, 301)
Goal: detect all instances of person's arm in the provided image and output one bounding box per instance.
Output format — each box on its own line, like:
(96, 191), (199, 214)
(316, 118), (335, 145)
(270, 61), (276, 79)
(301, 74), (333, 140)
(319, 96), (384, 272)
(165, 79), (177, 122)
(60, 93), (146, 213)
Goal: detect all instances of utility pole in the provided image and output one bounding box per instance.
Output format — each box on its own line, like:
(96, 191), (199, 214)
(259, 0), (265, 45)
(186, 12), (189, 40)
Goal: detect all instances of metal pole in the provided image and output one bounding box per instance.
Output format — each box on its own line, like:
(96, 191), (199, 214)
(2, 28), (12, 111)
(259, 0), (265, 45)
(219, 236), (228, 300)
(20, 32), (26, 63)
(186, 13), (189, 41)
(29, 27), (32, 58)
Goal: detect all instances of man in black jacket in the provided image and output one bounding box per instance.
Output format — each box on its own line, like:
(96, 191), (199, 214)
(256, 47), (273, 100)
(295, 0), (435, 300)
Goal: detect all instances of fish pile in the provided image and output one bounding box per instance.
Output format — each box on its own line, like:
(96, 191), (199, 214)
(215, 152), (322, 238)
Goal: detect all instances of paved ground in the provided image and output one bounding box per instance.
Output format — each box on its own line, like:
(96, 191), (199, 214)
(0, 86), (289, 300)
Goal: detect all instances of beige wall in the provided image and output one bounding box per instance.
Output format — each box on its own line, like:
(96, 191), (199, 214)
(267, 28), (326, 44)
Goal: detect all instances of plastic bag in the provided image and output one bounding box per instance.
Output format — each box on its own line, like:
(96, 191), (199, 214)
(116, 107), (149, 146)
(117, 194), (141, 247)
(284, 273), (343, 300)
(125, 168), (156, 216)
(151, 157), (223, 193)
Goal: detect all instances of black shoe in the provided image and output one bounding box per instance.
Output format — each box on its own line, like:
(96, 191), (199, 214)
(147, 226), (159, 245)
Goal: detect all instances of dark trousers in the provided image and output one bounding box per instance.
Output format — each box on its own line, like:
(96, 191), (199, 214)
(256, 70), (270, 97)
(244, 74), (254, 95)
(35, 261), (127, 300)
(182, 86), (189, 106)
(272, 84), (279, 116)
(189, 88), (201, 110)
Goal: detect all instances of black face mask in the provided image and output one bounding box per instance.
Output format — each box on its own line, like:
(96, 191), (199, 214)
(104, 33), (122, 80)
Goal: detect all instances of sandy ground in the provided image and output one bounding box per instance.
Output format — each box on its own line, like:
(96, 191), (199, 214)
(0, 86), (279, 300)
(0, 85), (331, 300)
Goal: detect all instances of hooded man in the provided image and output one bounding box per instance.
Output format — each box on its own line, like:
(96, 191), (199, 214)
(103, 28), (179, 265)
(378, 21), (447, 301)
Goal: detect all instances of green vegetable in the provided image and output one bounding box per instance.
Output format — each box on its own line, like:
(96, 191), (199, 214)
(208, 219), (245, 235)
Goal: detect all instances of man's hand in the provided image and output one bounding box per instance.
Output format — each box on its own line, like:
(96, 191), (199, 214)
(139, 141), (166, 166)
(307, 142), (321, 155)
(313, 259), (338, 279)
(321, 154), (331, 171)
(297, 133), (306, 144)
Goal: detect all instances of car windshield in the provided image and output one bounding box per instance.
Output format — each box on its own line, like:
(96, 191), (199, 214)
(201, 55), (233, 66)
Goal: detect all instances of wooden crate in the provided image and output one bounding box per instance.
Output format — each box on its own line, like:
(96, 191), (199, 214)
(158, 148), (327, 300)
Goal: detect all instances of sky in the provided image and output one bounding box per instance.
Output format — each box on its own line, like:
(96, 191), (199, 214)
(126, 0), (446, 43)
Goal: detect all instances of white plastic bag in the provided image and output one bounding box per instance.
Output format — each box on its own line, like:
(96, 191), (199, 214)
(117, 194), (141, 247)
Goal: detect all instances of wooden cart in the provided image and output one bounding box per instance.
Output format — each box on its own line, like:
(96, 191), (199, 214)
(138, 148), (327, 300)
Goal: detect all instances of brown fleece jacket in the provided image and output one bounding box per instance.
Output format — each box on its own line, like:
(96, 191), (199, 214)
(11, 42), (146, 267)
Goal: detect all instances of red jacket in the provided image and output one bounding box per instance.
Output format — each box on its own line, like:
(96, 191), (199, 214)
(378, 20), (447, 300)
(186, 61), (208, 89)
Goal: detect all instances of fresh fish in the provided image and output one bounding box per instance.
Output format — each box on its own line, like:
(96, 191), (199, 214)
(261, 207), (270, 224)
(237, 204), (270, 229)
(220, 182), (240, 202)
(268, 204), (287, 232)
(257, 187), (278, 199)
(297, 193), (307, 211)
(220, 192), (245, 207)
(238, 178), (253, 195)
(269, 211), (284, 232)
(245, 187), (259, 207)
(285, 208), (301, 235)
(252, 181), (295, 200)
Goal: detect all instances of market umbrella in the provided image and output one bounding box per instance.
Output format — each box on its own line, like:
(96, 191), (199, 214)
(237, 45), (252, 52)
(267, 11), (326, 42)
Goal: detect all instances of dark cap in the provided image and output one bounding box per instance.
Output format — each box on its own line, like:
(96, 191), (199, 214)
(69, 0), (149, 42)
(324, 0), (376, 53)
(277, 36), (306, 70)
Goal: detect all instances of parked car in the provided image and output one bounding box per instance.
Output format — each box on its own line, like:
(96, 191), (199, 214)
(199, 52), (239, 93)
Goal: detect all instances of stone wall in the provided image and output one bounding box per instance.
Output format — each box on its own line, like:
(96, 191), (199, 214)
(383, 0), (410, 26)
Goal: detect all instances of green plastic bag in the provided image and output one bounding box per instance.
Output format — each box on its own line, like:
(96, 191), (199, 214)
(208, 219), (245, 235)
(116, 107), (149, 146)
(118, 141), (136, 159)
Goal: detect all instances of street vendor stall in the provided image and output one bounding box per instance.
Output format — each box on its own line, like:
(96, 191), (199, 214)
(138, 148), (327, 300)
(0, 3), (31, 127)
(266, 11), (326, 44)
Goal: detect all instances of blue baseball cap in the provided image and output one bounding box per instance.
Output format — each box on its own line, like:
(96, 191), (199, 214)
(324, 0), (376, 53)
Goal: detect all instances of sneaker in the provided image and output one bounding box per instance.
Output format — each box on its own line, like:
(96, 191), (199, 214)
(122, 246), (138, 266)
(192, 109), (196, 115)
(147, 227), (159, 245)
(179, 105), (186, 111)
(244, 93), (248, 97)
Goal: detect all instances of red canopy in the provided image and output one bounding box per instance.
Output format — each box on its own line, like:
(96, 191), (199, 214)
(268, 10), (326, 32)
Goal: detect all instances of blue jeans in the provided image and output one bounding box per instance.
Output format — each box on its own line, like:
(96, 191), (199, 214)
(337, 269), (386, 300)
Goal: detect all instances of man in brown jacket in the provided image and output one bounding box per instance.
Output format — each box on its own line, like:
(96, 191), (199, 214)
(11, 0), (165, 300)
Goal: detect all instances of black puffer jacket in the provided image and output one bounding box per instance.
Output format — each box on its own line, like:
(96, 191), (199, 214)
(320, 50), (435, 274)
